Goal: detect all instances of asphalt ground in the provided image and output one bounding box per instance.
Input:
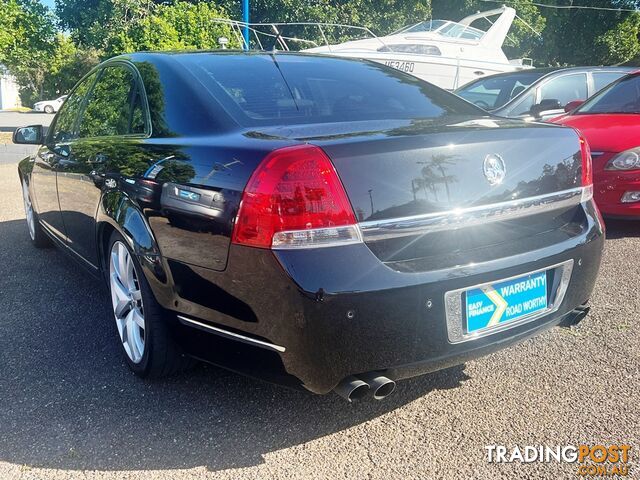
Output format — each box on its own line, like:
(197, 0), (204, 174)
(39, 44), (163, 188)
(0, 155), (638, 479)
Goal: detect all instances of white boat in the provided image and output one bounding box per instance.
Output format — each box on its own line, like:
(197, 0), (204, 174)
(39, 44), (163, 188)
(212, 7), (533, 90)
(304, 7), (532, 90)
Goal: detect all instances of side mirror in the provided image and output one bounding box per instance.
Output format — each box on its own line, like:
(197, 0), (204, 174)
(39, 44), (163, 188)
(530, 99), (562, 119)
(564, 100), (585, 113)
(13, 125), (43, 145)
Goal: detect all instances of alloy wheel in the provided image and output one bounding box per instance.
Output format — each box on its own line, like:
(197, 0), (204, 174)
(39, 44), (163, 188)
(21, 181), (35, 241)
(109, 241), (146, 363)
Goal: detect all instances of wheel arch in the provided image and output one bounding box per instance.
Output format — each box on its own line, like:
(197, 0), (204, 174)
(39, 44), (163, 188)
(96, 190), (168, 286)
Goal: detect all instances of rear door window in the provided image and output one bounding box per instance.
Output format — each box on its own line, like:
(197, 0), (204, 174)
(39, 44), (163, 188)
(593, 72), (625, 92)
(78, 64), (147, 138)
(539, 74), (588, 106)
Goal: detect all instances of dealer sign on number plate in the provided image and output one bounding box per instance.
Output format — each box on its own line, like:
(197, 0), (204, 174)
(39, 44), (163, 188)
(465, 271), (548, 334)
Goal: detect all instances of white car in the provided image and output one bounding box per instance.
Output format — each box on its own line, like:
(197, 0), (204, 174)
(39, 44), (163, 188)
(33, 95), (67, 114)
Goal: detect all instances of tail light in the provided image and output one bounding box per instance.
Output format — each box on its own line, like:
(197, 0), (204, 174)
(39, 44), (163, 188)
(232, 144), (362, 249)
(578, 135), (593, 202)
(579, 137), (592, 186)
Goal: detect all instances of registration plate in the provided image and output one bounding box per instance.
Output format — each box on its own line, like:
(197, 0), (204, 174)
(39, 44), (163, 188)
(465, 271), (548, 334)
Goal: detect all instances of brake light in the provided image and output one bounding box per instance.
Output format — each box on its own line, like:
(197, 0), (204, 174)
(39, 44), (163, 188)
(579, 137), (592, 187)
(232, 144), (361, 249)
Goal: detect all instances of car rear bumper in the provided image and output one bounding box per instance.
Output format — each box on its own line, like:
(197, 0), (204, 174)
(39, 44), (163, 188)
(158, 200), (604, 395)
(594, 170), (640, 218)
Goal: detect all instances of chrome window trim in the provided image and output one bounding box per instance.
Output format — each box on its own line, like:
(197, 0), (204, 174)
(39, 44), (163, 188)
(177, 315), (286, 353)
(359, 187), (585, 241)
(444, 259), (574, 344)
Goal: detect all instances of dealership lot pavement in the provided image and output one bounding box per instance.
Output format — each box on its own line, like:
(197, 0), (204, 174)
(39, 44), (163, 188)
(0, 159), (638, 480)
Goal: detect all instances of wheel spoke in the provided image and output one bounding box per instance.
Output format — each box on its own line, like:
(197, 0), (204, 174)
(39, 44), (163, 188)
(118, 244), (129, 285)
(109, 240), (146, 364)
(125, 253), (136, 290)
(125, 310), (143, 361)
(111, 276), (132, 318)
(131, 308), (145, 329)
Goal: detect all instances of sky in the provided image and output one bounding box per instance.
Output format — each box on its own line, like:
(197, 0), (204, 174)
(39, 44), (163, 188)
(41, 0), (55, 9)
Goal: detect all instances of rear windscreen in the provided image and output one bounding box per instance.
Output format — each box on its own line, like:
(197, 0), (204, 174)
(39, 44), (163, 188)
(176, 53), (483, 127)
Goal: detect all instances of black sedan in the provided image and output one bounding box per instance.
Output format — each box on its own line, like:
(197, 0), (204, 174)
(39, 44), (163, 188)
(14, 52), (604, 401)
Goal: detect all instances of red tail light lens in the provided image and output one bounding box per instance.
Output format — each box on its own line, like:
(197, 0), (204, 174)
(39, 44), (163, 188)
(232, 144), (360, 249)
(579, 136), (593, 187)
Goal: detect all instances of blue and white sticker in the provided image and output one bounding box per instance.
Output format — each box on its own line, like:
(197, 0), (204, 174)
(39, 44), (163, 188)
(466, 271), (548, 333)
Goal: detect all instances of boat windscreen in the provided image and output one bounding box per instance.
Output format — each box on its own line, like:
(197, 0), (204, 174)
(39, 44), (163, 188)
(394, 20), (485, 41)
(393, 20), (448, 34)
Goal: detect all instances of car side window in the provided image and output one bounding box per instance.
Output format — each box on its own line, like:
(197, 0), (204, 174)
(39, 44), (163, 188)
(78, 65), (147, 138)
(509, 91), (535, 116)
(49, 72), (97, 144)
(593, 72), (624, 92)
(539, 74), (588, 106)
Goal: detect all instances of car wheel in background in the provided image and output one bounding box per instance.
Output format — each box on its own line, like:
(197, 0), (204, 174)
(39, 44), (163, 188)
(21, 179), (51, 248)
(107, 231), (195, 377)
(44, 105), (54, 114)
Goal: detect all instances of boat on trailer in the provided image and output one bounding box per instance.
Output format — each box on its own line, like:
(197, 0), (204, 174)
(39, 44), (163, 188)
(214, 7), (533, 90)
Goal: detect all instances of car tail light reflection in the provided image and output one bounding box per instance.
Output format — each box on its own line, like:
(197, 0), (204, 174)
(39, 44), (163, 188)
(232, 144), (362, 249)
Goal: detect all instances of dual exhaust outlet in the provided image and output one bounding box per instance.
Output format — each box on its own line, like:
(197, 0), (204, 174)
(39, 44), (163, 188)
(334, 373), (396, 402)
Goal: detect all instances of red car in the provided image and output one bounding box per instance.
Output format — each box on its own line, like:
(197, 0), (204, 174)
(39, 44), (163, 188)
(552, 72), (640, 218)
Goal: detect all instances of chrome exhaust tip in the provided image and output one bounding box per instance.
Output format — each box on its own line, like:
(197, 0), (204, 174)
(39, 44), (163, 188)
(560, 305), (590, 327)
(357, 372), (396, 400)
(333, 376), (370, 402)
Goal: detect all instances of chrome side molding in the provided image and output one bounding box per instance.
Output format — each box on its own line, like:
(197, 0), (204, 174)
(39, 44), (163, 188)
(359, 187), (586, 241)
(177, 315), (286, 353)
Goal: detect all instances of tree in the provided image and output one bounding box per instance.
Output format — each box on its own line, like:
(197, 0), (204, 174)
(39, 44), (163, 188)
(55, 0), (155, 49)
(104, 1), (239, 55)
(237, 0), (432, 33)
(0, 0), (57, 102)
(531, 1), (640, 66)
(41, 35), (101, 99)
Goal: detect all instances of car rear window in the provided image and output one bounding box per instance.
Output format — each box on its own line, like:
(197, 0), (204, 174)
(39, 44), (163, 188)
(176, 53), (482, 127)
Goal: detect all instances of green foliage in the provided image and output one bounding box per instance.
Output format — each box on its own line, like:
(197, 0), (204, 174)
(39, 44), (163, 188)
(40, 36), (101, 102)
(594, 12), (640, 65)
(233, 0), (431, 33)
(105, 1), (239, 55)
(532, 1), (640, 66)
(0, 0), (57, 101)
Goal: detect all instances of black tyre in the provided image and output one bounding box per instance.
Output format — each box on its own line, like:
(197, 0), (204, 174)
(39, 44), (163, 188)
(106, 231), (195, 377)
(21, 179), (51, 248)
